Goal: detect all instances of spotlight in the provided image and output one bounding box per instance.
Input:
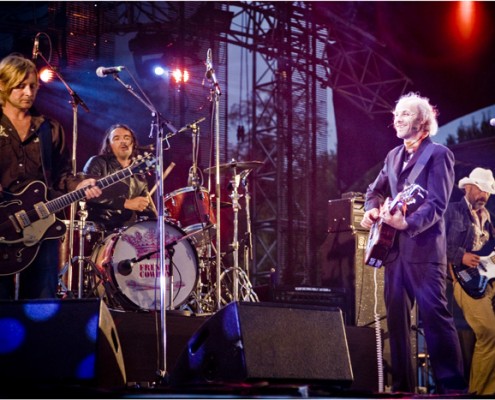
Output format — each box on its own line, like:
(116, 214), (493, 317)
(154, 66), (166, 76)
(39, 67), (55, 83)
(172, 68), (189, 83)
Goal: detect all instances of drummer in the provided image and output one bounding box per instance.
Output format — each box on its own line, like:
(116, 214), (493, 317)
(83, 123), (157, 232)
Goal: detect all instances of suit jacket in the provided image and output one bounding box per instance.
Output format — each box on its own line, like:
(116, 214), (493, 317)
(364, 137), (455, 264)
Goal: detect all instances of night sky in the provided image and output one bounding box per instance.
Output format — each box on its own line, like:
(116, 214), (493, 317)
(316, 1), (495, 191)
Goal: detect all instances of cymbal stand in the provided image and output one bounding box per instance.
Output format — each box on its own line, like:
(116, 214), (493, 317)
(188, 120), (202, 189)
(241, 170), (253, 280)
(76, 200), (88, 298)
(220, 169), (259, 305)
(229, 169), (242, 301)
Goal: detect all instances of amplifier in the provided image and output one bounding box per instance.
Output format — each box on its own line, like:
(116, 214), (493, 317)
(328, 196), (366, 232)
(272, 286), (349, 324)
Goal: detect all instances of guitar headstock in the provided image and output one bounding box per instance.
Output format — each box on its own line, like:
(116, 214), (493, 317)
(130, 152), (157, 174)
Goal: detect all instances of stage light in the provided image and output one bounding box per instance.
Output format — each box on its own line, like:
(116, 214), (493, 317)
(172, 68), (189, 83)
(154, 66), (166, 76)
(456, 1), (476, 40)
(446, 0), (488, 60)
(39, 67), (55, 83)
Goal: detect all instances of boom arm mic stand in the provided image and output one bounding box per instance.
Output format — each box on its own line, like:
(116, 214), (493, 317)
(110, 70), (175, 383)
(34, 32), (89, 299)
(204, 48), (223, 310)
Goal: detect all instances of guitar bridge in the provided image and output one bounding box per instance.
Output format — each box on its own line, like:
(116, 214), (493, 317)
(14, 210), (31, 229)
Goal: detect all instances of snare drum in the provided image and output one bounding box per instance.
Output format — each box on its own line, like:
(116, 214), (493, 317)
(91, 220), (198, 311)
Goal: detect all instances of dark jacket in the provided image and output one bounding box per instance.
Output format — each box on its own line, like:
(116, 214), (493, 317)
(0, 110), (80, 199)
(364, 137), (455, 264)
(445, 197), (495, 268)
(82, 154), (155, 232)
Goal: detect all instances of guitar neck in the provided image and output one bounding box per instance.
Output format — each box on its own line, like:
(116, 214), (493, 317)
(45, 167), (134, 215)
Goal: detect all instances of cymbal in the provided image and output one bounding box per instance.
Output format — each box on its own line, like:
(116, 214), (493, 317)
(204, 160), (263, 174)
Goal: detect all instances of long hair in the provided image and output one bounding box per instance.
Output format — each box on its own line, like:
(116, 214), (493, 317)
(99, 123), (139, 158)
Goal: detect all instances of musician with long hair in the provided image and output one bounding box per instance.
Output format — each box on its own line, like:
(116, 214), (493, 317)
(445, 167), (495, 395)
(360, 92), (467, 394)
(82, 123), (156, 233)
(0, 53), (101, 300)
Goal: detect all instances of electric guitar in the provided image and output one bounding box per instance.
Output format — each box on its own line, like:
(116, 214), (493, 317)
(452, 240), (495, 299)
(365, 183), (428, 268)
(0, 153), (156, 276)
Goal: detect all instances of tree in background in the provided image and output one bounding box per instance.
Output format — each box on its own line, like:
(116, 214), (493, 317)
(445, 113), (495, 146)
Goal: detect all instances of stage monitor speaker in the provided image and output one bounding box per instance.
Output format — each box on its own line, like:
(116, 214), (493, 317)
(170, 301), (353, 388)
(0, 298), (125, 389)
(110, 310), (209, 384)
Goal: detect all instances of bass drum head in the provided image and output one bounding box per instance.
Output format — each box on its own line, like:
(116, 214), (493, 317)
(94, 220), (198, 311)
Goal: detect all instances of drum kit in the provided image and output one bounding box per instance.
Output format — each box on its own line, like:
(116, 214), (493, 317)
(57, 159), (263, 315)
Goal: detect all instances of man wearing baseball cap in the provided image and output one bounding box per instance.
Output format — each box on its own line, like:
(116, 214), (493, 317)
(445, 167), (495, 395)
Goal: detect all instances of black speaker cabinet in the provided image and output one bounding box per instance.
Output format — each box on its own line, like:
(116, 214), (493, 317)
(170, 301), (353, 388)
(0, 298), (125, 389)
(319, 229), (386, 327)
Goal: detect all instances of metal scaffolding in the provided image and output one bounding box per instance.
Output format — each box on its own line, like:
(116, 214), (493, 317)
(1, 1), (411, 291)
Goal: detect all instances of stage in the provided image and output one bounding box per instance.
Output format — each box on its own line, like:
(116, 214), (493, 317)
(0, 298), (482, 399)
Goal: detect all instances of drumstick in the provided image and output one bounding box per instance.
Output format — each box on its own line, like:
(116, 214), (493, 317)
(149, 162), (176, 196)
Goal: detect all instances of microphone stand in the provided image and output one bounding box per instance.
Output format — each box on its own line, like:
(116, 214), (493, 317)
(35, 45), (90, 299)
(205, 48), (223, 311)
(109, 72), (203, 383)
(110, 72), (174, 383)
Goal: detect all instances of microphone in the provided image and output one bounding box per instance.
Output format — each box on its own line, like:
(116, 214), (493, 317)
(205, 48), (213, 79)
(96, 65), (125, 78)
(490, 118), (495, 127)
(32, 34), (40, 61)
(204, 48), (221, 96)
(117, 259), (134, 276)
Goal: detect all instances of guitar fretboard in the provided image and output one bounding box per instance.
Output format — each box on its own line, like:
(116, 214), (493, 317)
(45, 168), (134, 215)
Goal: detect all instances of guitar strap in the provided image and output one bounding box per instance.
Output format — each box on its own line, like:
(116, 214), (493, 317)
(405, 141), (435, 185)
(37, 120), (53, 188)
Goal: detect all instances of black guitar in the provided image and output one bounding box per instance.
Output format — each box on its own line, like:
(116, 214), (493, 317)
(452, 240), (495, 299)
(0, 153), (156, 276)
(365, 183), (428, 268)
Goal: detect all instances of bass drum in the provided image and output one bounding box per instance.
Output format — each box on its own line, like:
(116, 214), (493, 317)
(91, 220), (198, 311)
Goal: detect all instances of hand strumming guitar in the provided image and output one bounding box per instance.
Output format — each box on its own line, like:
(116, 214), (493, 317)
(361, 208), (379, 229)
(462, 252), (481, 269)
(379, 197), (409, 231)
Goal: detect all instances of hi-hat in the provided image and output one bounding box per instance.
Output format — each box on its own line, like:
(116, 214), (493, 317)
(204, 160), (263, 175)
